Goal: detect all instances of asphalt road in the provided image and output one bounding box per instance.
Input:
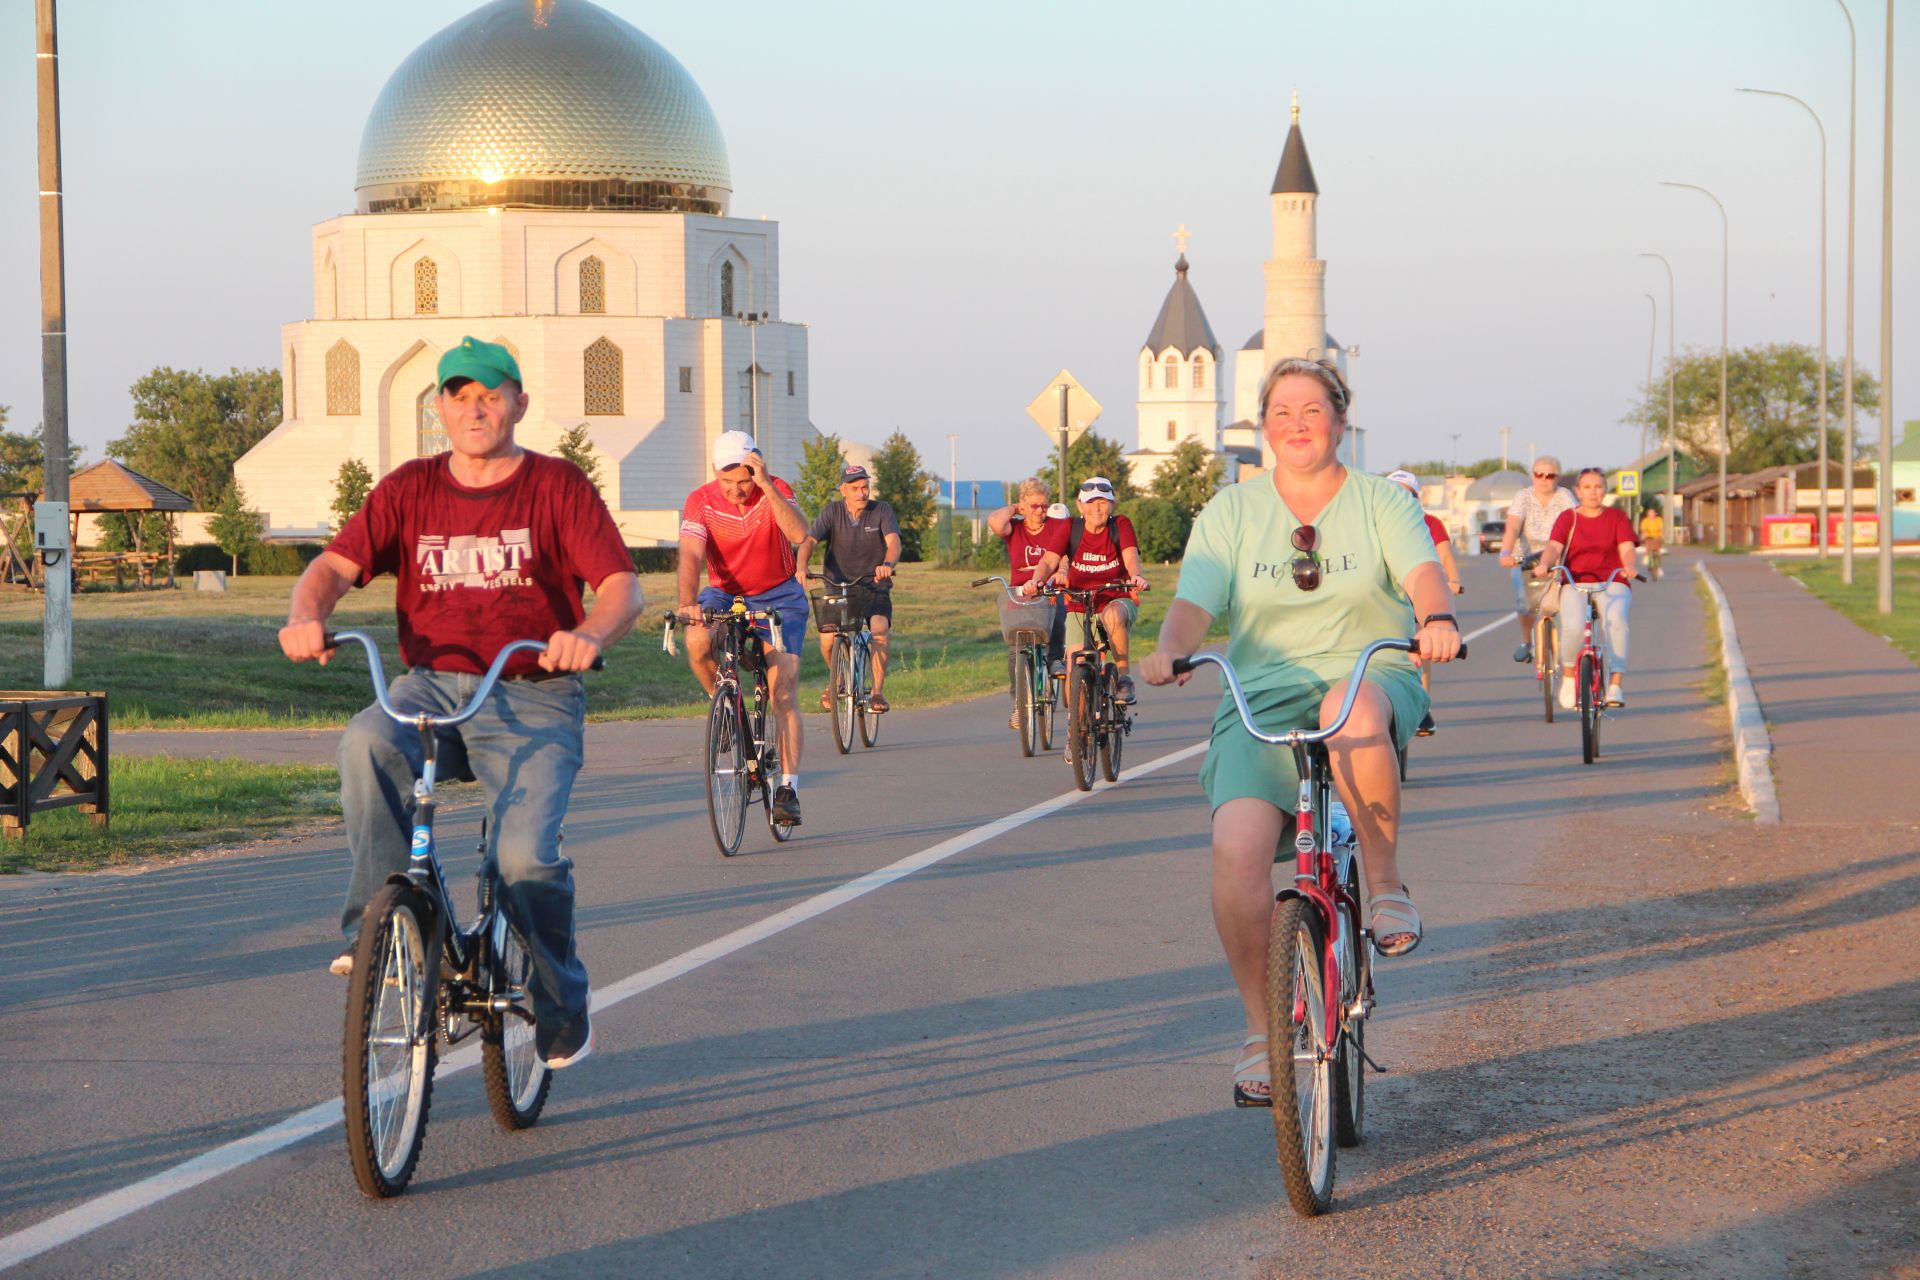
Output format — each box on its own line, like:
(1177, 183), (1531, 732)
(2, 553), (1912, 1278)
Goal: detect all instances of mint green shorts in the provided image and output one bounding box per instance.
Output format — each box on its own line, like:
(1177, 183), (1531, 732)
(1197, 667), (1428, 814)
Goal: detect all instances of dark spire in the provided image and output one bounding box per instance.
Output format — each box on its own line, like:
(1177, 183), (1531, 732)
(1271, 90), (1318, 194)
(1143, 255), (1220, 357)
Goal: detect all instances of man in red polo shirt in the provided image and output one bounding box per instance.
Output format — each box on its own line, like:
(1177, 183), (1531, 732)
(677, 430), (810, 824)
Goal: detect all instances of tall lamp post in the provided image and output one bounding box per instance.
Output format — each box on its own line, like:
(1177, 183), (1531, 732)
(1639, 253), (1678, 535)
(36, 0), (73, 686)
(1836, 0), (1859, 582)
(1661, 181), (1730, 549)
(1641, 293), (1657, 467)
(1739, 87), (1830, 556)
(1874, 0), (1894, 614)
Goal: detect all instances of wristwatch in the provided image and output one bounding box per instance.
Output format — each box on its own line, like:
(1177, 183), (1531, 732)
(1421, 613), (1458, 628)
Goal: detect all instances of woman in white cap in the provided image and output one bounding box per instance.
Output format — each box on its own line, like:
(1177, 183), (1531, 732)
(1045, 475), (1147, 704)
(1138, 358), (1460, 1107)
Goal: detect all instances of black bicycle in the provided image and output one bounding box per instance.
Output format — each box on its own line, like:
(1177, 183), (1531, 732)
(1051, 583), (1145, 791)
(972, 574), (1058, 757)
(810, 572), (882, 755)
(327, 630), (593, 1198)
(664, 601), (794, 855)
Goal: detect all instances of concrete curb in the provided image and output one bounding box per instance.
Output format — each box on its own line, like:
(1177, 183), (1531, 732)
(1695, 562), (1782, 824)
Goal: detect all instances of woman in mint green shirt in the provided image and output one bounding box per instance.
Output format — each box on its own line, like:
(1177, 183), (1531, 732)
(1138, 358), (1462, 1108)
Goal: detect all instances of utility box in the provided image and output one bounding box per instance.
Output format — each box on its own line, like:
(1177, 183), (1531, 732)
(33, 501), (69, 556)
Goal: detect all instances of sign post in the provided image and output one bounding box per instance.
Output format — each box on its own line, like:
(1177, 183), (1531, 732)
(1025, 371), (1102, 504)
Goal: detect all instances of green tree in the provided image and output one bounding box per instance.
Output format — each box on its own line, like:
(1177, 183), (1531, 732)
(330, 458), (374, 534)
(1119, 497), (1193, 563)
(1622, 343), (1879, 473)
(96, 511), (170, 554)
(1149, 438), (1225, 516)
(794, 431), (848, 520)
(1042, 430), (1137, 503)
(870, 430), (938, 561)
(109, 367), (282, 509)
(208, 481), (264, 576)
(554, 424), (603, 489)
(0, 410), (84, 495)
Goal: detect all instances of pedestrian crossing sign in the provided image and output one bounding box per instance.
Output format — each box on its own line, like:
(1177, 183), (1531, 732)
(1616, 471), (1640, 496)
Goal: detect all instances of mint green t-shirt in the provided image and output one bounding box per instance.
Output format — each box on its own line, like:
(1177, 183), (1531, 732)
(1176, 470), (1439, 695)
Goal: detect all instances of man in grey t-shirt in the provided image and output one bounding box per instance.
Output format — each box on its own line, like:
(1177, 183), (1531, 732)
(797, 465), (903, 712)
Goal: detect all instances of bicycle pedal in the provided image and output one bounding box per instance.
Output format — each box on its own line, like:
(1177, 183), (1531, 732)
(1358, 1043), (1389, 1075)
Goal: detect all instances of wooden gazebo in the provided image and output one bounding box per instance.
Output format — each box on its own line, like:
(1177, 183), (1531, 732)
(0, 460), (193, 590)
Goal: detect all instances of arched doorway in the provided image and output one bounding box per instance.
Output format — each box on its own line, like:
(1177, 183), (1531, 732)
(416, 386), (447, 457)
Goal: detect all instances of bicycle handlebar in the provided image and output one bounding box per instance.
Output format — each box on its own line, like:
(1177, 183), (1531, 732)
(1171, 637), (1468, 748)
(807, 572), (876, 589)
(324, 631), (598, 729)
(659, 604), (786, 658)
(1544, 565), (1647, 589)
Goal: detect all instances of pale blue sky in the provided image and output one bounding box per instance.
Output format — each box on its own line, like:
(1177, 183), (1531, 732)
(0, 0), (1912, 482)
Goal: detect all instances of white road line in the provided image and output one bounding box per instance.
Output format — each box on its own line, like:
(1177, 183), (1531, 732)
(0, 738), (1209, 1273)
(1462, 611), (1517, 645)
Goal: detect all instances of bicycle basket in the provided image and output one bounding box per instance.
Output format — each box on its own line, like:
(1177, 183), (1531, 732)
(810, 589), (854, 634)
(996, 592), (1056, 645)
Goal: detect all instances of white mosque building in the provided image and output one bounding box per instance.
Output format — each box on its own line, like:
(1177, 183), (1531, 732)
(236, 0), (814, 544)
(1124, 97), (1362, 487)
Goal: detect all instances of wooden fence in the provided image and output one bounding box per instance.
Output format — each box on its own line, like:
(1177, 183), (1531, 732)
(0, 692), (110, 838)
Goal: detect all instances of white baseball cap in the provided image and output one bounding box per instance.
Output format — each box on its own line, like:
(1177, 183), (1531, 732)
(1047, 502), (1069, 520)
(1077, 476), (1116, 501)
(1386, 469), (1420, 493)
(712, 430), (761, 471)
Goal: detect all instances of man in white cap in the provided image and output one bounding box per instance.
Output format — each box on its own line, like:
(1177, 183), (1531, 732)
(678, 430), (810, 824)
(1043, 475), (1147, 703)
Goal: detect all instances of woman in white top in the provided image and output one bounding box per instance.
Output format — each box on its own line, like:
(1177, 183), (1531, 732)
(1497, 458), (1575, 664)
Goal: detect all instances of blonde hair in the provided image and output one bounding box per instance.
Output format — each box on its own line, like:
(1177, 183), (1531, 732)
(1017, 476), (1052, 501)
(1258, 357), (1352, 419)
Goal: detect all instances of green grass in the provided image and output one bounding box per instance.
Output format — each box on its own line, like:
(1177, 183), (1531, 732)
(0, 564), (1223, 729)
(1773, 558), (1920, 665)
(0, 755), (340, 873)
(1693, 573), (1729, 705)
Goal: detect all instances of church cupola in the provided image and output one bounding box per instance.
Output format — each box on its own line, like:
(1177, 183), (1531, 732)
(1135, 230), (1225, 459)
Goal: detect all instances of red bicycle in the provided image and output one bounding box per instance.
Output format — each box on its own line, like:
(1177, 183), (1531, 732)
(1544, 565), (1641, 765)
(1174, 637), (1464, 1216)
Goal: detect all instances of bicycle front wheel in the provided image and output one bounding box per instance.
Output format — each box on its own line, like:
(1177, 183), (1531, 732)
(1333, 854), (1367, 1148)
(1578, 651), (1599, 765)
(857, 641), (881, 748)
(1016, 648), (1037, 757)
(1538, 616), (1557, 724)
(1066, 666), (1097, 791)
(829, 637), (854, 755)
(1267, 896), (1336, 1216)
(481, 910), (551, 1130)
(1038, 661), (1056, 751)
(343, 883), (438, 1198)
(706, 689), (749, 856)
(1098, 670), (1123, 782)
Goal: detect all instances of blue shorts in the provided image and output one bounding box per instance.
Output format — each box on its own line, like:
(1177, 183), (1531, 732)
(699, 577), (809, 657)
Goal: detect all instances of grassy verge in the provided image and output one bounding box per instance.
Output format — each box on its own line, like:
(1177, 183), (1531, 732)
(0, 565), (1223, 728)
(1773, 558), (1920, 665)
(0, 755), (339, 874)
(1694, 572), (1729, 705)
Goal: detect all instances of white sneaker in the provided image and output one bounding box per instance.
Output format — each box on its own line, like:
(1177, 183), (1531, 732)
(1558, 677), (1577, 711)
(329, 952), (353, 977)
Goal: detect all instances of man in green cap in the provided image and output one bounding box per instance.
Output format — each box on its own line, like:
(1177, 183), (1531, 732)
(280, 336), (642, 1070)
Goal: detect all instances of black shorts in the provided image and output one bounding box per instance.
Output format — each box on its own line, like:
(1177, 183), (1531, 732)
(847, 582), (892, 627)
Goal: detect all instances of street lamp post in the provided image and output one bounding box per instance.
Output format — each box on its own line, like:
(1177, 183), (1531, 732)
(1739, 87), (1830, 556)
(1836, 0), (1859, 582)
(36, 0), (73, 686)
(1661, 181), (1731, 549)
(1641, 293), (1657, 467)
(1874, 0), (1894, 614)
(1639, 253), (1678, 536)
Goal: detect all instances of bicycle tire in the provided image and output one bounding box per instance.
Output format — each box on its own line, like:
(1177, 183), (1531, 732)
(1267, 895), (1336, 1215)
(1578, 651), (1598, 765)
(1332, 853), (1366, 1148)
(1066, 665), (1096, 792)
(856, 640), (881, 749)
(830, 638), (854, 755)
(1539, 616), (1556, 724)
(1098, 668), (1123, 782)
(481, 910), (552, 1131)
(1016, 649), (1037, 758)
(705, 689), (748, 856)
(342, 882), (438, 1198)
(1039, 664), (1056, 751)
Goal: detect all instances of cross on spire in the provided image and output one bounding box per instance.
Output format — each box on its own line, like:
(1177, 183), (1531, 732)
(1291, 88), (1300, 125)
(1171, 223), (1192, 255)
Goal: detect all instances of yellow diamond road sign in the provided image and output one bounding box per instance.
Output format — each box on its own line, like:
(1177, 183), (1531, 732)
(1025, 370), (1103, 445)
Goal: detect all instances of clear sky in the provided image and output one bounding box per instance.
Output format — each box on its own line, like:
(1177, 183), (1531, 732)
(0, 0), (1912, 483)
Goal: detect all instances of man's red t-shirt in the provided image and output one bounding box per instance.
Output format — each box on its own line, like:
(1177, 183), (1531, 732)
(679, 476), (799, 596)
(1001, 516), (1069, 583)
(1062, 515), (1138, 612)
(1423, 514), (1449, 547)
(328, 452), (633, 676)
(1548, 506), (1639, 584)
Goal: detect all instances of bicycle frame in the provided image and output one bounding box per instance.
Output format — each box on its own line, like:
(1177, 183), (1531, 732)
(663, 600), (787, 780)
(1545, 565), (1635, 695)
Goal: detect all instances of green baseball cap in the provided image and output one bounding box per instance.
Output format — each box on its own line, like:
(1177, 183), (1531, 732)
(436, 336), (522, 391)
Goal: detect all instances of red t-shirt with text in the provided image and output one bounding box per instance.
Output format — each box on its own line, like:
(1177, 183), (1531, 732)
(679, 476), (799, 596)
(328, 452), (633, 676)
(1062, 515), (1138, 612)
(1548, 506), (1639, 585)
(1423, 514), (1449, 547)
(1002, 516), (1070, 583)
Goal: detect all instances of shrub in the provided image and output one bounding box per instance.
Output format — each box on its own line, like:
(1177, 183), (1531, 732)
(1120, 497), (1191, 564)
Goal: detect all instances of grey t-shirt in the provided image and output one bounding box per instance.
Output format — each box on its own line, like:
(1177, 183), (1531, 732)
(808, 499), (900, 584)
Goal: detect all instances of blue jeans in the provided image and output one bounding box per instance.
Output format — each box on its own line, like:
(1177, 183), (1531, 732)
(338, 668), (589, 1036)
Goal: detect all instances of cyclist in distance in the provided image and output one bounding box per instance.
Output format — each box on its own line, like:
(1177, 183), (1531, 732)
(1138, 357), (1460, 1106)
(986, 476), (1071, 727)
(1497, 455), (1574, 664)
(1534, 467), (1640, 709)
(677, 430), (811, 825)
(1637, 502), (1665, 579)
(797, 463), (902, 713)
(1046, 476), (1147, 704)
(1388, 469), (1460, 736)
(279, 336), (642, 1070)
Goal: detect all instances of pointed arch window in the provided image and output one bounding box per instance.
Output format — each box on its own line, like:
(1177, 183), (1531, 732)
(325, 340), (360, 416)
(1163, 354), (1179, 389)
(1167, 422), (1177, 442)
(414, 257), (439, 315)
(584, 338), (623, 414)
(1193, 358), (1207, 390)
(579, 255), (605, 314)
(417, 386), (448, 457)
(719, 260), (735, 316)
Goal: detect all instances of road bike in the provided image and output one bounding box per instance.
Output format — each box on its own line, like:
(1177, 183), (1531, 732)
(809, 572), (882, 755)
(1174, 637), (1465, 1216)
(1052, 583), (1144, 791)
(1521, 551), (1560, 724)
(972, 574), (1057, 757)
(1546, 565), (1642, 765)
(664, 600), (794, 855)
(326, 630), (594, 1198)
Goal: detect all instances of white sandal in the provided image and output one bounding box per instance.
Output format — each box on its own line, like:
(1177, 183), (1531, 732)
(1233, 1033), (1272, 1108)
(1370, 888), (1423, 957)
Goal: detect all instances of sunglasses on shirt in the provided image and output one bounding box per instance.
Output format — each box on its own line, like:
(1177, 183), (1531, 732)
(1291, 524), (1320, 593)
